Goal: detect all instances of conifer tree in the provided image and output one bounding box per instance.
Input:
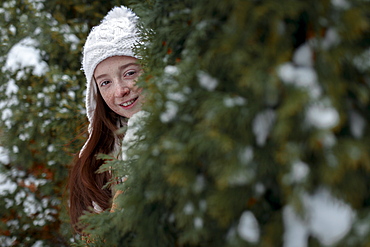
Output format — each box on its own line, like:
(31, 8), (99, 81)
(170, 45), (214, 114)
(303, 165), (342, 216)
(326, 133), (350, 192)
(80, 0), (370, 246)
(0, 0), (123, 245)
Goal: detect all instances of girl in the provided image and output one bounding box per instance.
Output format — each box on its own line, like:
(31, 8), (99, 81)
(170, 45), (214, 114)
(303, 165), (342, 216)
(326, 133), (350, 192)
(68, 6), (143, 232)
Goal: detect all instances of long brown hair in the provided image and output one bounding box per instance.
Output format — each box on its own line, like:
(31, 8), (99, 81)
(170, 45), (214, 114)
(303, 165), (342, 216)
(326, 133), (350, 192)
(68, 89), (126, 233)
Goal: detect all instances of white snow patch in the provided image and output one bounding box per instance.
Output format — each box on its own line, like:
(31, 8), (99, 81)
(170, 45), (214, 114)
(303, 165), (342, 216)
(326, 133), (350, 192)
(197, 71), (218, 91)
(194, 217), (203, 229)
(167, 92), (186, 102)
(47, 160), (56, 166)
(3, 1), (16, 8)
(294, 68), (320, 98)
(23, 176), (47, 188)
(239, 146), (254, 165)
(283, 188), (355, 247)
(15, 190), (26, 205)
(33, 218), (46, 226)
(227, 166), (254, 186)
(278, 63), (321, 99)
(68, 91), (76, 100)
(237, 211), (260, 243)
(283, 205), (309, 247)
(254, 183), (265, 196)
(4, 37), (48, 76)
(308, 189), (355, 245)
(9, 24), (16, 34)
(5, 79), (19, 96)
(183, 202), (194, 215)
(199, 200), (207, 211)
(23, 194), (42, 215)
(43, 84), (56, 93)
(168, 214), (175, 223)
(321, 28), (340, 49)
(0, 173), (17, 195)
(278, 62), (296, 83)
(331, 0), (351, 9)
(193, 175), (206, 193)
(47, 145), (54, 153)
(354, 48), (370, 72)
(5, 198), (14, 208)
(252, 109), (276, 146)
(306, 104), (339, 129)
(354, 220), (370, 237)
(6, 220), (19, 228)
(226, 227), (238, 243)
(120, 111), (148, 160)
(293, 44), (313, 67)
(25, 121), (33, 129)
(0, 236), (16, 246)
(19, 14), (28, 23)
(224, 96), (246, 108)
(349, 110), (366, 139)
(28, 0), (45, 11)
(22, 224), (30, 231)
(19, 133), (30, 141)
(0, 104), (12, 130)
(31, 240), (44, 247)
(0, 146), (10, 164)
(278, 42), (324, 101)
(285, 160), (310, 184)
(164, 65), (180, 76)
(12, 168), (25, 177)
(160, 101), (178, 123)
(196, 20), (214, 30)
(321, 132), (337, 148)
(64, 33), (79, 50)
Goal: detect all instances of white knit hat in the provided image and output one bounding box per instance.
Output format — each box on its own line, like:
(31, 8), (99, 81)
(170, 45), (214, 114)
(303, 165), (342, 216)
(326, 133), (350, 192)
(82, 6), (140, 130)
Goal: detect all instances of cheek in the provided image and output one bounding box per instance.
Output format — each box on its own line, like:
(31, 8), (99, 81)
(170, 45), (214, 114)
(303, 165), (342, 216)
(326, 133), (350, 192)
(99, 90), (114, 106)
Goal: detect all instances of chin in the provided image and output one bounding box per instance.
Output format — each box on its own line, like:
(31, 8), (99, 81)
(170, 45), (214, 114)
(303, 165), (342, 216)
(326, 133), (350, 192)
(122, 109), (142, 118)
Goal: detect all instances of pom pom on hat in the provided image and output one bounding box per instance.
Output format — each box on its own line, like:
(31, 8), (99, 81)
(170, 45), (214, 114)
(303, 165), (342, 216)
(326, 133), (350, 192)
(103, 5), (137, 21)
(82, 5), (140, 128)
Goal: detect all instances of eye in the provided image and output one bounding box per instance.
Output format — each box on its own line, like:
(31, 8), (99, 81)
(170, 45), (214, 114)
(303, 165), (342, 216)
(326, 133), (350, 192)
(124, 70), (137, 77)
(100, 80), (111, 87)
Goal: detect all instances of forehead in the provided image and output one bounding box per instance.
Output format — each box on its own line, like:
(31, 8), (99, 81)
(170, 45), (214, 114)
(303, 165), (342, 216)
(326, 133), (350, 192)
(94, 56), (138, 75)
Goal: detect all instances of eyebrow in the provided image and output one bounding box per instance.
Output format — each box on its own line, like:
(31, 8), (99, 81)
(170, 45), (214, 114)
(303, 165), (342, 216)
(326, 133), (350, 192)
(94, 62), (139, 81)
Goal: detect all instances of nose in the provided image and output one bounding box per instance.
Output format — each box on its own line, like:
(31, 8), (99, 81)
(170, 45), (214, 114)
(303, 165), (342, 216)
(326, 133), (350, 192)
(114, 83), (131, 98)
(114, 77), (138, 97)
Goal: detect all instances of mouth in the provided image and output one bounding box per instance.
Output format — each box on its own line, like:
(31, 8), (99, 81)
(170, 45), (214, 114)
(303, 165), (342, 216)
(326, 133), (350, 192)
(119, 97), (138, 108)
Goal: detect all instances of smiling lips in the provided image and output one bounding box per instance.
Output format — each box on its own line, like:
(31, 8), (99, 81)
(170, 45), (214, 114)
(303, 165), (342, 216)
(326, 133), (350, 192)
(120, 97), (138, 108)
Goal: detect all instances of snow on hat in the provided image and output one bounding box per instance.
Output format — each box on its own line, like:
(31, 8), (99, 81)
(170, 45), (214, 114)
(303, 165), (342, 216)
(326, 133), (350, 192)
(82, 5), (139, 130)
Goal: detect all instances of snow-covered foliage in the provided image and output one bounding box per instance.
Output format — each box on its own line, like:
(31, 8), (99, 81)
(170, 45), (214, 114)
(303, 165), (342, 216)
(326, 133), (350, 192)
(0, 0), (125, 245)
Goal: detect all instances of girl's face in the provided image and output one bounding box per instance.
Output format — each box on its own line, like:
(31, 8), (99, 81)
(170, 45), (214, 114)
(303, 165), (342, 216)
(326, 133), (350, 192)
(94, 56), (143, 118)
